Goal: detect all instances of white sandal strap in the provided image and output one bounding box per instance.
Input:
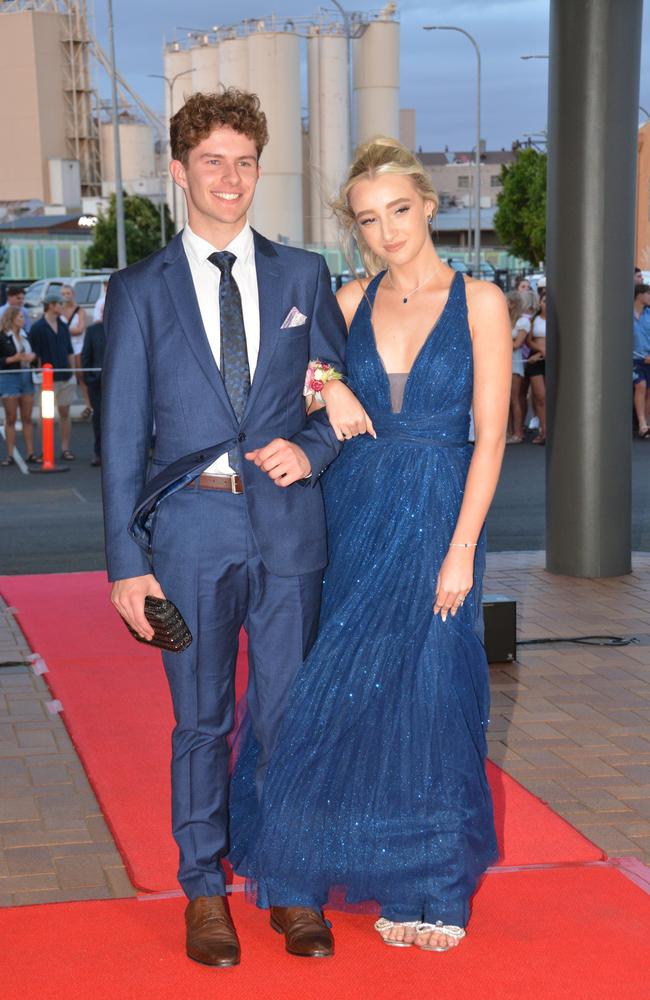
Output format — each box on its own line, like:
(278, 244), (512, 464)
(374, 917), (420, 933)
(416, 921), (466, 939)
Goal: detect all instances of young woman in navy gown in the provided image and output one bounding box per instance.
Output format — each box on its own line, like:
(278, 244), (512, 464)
(231, 137), (512, 953)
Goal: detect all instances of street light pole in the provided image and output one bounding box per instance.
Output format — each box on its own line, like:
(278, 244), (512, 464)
(158, 153), (166, 248)
(424, 25), (481, 276)
(331, 1), (354, 155)
(149, 69), (195, 231)
(107, 0), (126, 269)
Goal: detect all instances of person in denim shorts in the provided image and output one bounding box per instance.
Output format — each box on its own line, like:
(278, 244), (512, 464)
(633, 283), (650, 438)
(0, 306), (39, 465)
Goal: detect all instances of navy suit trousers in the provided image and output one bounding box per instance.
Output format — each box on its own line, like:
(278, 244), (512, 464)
(152, 484), (322, 900)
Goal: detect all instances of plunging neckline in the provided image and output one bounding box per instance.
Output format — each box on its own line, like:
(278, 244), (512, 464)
(368, 269), (460, 412)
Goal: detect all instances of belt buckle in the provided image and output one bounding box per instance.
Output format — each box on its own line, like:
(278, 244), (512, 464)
(230, 473), (243, 495)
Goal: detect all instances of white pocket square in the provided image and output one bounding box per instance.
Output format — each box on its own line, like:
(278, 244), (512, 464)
(281, 306), (308, 329)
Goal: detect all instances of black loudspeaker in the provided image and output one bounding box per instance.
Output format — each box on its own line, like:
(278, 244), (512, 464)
(482, 594), (517, 663)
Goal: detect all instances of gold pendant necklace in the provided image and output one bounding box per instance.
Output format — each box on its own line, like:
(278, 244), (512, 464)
(387, 270), (436, 304)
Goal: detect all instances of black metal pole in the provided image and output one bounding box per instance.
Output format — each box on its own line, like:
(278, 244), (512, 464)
(545, 0), (642, 577)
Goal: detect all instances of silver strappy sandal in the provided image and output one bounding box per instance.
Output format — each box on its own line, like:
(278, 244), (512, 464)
(415, 920), (466, 952)
(374, 917), (420, 948)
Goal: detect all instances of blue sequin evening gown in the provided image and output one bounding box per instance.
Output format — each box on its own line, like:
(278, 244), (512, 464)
(229, 269), (499, 928)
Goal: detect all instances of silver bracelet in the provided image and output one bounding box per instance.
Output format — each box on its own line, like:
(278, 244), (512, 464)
(449, 542), (478, 548)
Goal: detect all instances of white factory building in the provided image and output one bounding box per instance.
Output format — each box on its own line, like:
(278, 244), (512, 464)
(0, 2), (403, 260)
(162, 6), (401, 249)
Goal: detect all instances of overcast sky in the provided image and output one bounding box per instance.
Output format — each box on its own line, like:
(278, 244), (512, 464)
(91, 0), (649, 152)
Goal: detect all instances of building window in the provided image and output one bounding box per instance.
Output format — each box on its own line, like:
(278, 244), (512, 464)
(491, 175), (502, 188)
(458, 175), (470, 189)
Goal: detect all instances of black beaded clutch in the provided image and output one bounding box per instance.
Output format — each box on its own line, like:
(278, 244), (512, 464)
(125, 596), (192, 653)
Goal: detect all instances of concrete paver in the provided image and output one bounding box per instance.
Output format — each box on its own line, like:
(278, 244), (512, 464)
(0, 598), (135, 907)
(485, 551), (650, 865)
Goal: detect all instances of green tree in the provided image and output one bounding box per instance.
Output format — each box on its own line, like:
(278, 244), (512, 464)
(84, 192), (174, 268)
(494, 147), (547, 267)
(0, 237), (8, 277)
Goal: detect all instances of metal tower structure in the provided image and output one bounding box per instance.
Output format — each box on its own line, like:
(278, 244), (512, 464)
(2, 0), (100, 196)
(61, 0), (101, 197)
(1, 0), (163, 197)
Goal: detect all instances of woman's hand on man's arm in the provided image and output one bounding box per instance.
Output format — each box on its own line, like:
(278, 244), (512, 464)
(320, 380), (376, 442)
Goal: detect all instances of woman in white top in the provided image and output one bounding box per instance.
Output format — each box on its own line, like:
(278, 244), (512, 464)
(0, 307), (39, 464)
(524, 289), (547, 444)
(506, 290), (529, 443)
(60, 284), (91, 418)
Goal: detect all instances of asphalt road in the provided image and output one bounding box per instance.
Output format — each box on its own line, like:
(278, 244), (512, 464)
(1, 421), (649, 575)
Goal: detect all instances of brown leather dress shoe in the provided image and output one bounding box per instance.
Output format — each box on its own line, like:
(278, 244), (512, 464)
(185, 895), (240, 967)
(269, 906), (334, 958)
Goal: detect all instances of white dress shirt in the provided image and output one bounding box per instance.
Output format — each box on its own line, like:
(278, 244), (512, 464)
(182, 221), (260, 475)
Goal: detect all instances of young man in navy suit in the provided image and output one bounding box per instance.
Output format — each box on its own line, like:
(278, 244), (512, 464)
(102, 90), (358, 966)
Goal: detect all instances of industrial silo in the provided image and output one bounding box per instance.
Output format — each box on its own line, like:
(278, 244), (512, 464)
(162, 43), (192, 229)
(163, 43), (193, 120)
(318, 28), (350, 246)
(212, 34), (253, 226)
(191, 39), (220, 95)
(247, 24), (303, 244)
(100, 119), (157, 198)
(217, 35), (249, 90)
(353, 13), (400, 144)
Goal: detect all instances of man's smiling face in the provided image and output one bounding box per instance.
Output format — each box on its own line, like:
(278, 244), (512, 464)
(171, 126), (260, 231)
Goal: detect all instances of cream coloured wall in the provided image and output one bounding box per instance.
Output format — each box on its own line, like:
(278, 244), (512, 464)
(636, 122), (650, 270)
(0, 11), (67, 202)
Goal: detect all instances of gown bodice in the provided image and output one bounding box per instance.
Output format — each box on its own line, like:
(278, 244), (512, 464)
(346, 269), (473, 446)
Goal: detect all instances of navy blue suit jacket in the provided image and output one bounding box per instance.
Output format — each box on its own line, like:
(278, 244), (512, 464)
(101, 229), (347, 582)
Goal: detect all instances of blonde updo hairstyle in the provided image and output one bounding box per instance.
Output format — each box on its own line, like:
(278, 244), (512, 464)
(331, 136), (439, 277)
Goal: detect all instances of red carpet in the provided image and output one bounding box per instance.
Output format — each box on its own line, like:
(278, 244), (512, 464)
(2, 868), (649, 1000)
(1, 572), (604, 895)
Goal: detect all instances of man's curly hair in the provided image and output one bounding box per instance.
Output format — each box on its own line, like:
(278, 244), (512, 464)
(170, 88), (269, 164)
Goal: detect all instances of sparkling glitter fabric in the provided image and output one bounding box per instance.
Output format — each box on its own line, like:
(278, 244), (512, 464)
(229, 269), (499, 927)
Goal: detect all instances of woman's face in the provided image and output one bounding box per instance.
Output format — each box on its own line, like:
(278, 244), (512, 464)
(517, 279), (531, 292)
(13, 311), (25, 330)
(348, 172), (434, 268)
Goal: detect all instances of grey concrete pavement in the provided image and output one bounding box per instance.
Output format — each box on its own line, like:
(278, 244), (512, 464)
(1, 422), (649, 574)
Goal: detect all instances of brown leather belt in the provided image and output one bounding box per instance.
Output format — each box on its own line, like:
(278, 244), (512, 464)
(187, 473), (245, 494)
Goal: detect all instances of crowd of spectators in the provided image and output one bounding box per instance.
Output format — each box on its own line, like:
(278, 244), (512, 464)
(0, 284), (105, 466)
(505, 267), (650, 445)
(1, 265), (649, 466)
(505, 277), (547, 445)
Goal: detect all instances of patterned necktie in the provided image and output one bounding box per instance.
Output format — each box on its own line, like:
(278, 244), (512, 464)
(208, 250), (251, 471)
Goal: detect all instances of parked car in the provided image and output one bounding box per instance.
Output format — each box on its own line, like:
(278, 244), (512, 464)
(476, 262), (496, 281)
(525, 272), (546, 292)
(449, 259), (497, 281)
(23, 274), (113, 322)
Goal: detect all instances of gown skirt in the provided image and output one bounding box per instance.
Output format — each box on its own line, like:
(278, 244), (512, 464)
(228, 269), (499, 927)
